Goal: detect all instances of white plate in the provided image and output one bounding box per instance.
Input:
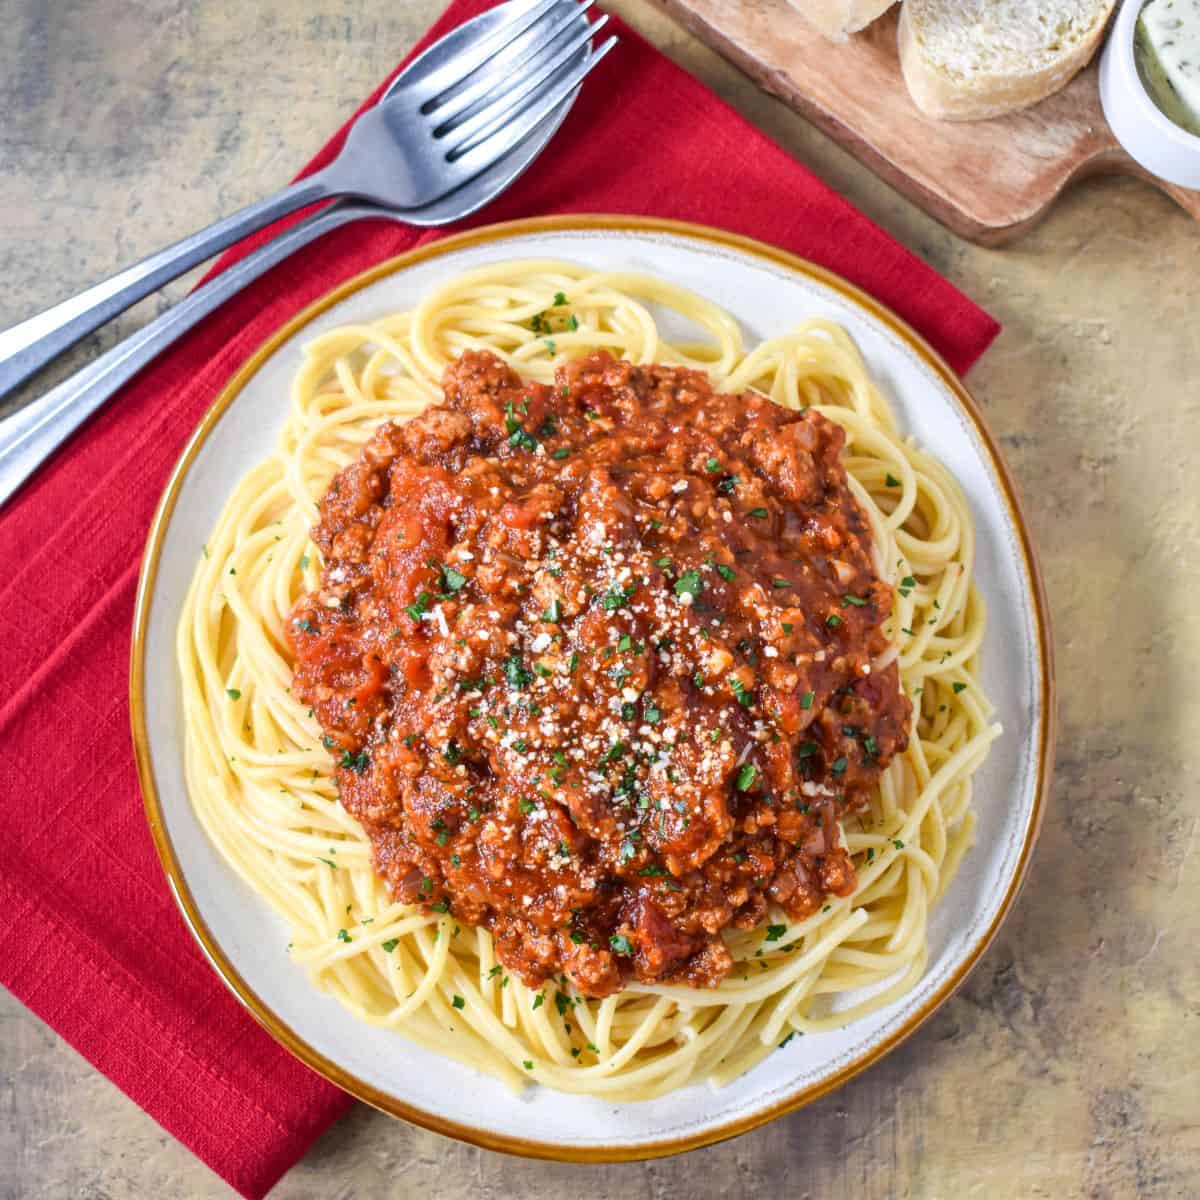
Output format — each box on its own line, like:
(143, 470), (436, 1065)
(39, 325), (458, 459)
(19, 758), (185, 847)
(132, 217), (1053, 1160)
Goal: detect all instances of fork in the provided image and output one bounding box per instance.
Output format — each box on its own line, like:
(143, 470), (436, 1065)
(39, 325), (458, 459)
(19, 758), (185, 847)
(0, 0), (614, 404)
(0, 0), (610, 510)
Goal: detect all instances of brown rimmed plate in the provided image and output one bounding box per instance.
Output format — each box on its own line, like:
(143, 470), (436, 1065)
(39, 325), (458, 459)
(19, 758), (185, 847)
(131, 216), (1053, 1161)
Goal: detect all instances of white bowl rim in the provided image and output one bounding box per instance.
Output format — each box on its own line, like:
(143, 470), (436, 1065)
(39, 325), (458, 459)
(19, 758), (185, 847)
(1101, 0), (1200, 187)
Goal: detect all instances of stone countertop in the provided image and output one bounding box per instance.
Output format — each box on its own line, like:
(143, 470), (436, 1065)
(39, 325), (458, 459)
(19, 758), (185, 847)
(1, 1), (1197, 1196)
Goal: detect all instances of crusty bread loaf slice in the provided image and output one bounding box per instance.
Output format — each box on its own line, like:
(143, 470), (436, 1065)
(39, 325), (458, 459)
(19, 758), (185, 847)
(898, 0), (1116, 121)
(786, 0), (897, 41)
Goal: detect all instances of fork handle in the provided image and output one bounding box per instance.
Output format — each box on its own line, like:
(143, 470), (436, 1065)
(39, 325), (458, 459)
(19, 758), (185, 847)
(0, 199), (370, 511)
(0, 172), (333, 403)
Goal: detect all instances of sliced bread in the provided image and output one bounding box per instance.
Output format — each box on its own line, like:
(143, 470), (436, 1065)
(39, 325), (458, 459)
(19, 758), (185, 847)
(899, 0), (1117, 121)
(786, 0), (897, 41)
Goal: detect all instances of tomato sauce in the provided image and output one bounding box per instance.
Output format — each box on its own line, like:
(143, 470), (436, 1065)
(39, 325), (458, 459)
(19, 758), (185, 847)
(289, 351), (909, 997)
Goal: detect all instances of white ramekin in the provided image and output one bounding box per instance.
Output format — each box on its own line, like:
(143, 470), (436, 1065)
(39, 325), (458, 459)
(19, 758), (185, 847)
(1100, 0), (1200, 189)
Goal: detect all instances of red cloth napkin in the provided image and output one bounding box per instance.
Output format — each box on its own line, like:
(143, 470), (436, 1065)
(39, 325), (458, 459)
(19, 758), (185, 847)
(0, 2), (999, 1197)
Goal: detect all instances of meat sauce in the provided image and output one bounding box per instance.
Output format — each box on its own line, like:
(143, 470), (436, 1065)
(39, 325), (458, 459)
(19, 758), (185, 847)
(288, 350), (910, 997)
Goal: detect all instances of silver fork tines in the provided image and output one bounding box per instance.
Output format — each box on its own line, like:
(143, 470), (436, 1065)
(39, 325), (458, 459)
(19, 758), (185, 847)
(410, 0), (566, 110)
(439, 14), (607, 152)
(450, 34), (616, 170)
(430, 0), (598, 130)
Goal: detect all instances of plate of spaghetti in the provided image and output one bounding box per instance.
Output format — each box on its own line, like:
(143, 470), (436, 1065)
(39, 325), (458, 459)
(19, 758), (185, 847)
(132, 216), (1052, 1159)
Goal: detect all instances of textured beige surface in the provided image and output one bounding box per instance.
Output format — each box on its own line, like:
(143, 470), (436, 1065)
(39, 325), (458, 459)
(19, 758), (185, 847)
(2, 1), (1198, 1197)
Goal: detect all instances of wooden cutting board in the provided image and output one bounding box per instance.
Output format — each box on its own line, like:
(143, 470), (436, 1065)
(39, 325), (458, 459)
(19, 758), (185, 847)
(648, 1), (1200, 244)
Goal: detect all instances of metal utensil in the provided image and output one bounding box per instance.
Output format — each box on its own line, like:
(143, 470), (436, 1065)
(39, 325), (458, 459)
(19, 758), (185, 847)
(0, 0), (613, 404)
(0, 1), (612, 510)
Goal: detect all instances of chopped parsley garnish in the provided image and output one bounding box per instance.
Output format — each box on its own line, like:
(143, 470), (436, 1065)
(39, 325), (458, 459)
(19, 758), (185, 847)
(841, 593), (869, 607)
(503, 401), (539, 451)
(673, 570), (703, 598)
(644, 703), (661, 725)
(748, 507), (769, 519)
(800, 690), (815, 709)
(404, 591), (432, 622)
(519, 798), (536, 814)
(551, 447), (570, 459)
(601, 584), (635, 611)
(764, 924), (787, 942)
(441, 565), (467, 593)
(336, 929), (351, 943)
(381, 938), (399, 953)
(730, 677), (755, 707)
(610, 934), (634, 955)
(298, 619), (317, 634)
(735, 763), (758, 791)
(443, 741), (464, 766)
(532, 992), (544, 1010)
(831, 756), (847, 775)
(716, 564), (736, 582)
(953, 682), (967, 694)
(893, 838), (905, 850)
(827, 614), (843, 627)
(339, 749), (370, 773)
(226, 688), (241, 700)
(705, 456), (720, 473)
(796, 742), (818, 759)
(716, 476), (739, 496)
(502, 653), (533, 690)
(886, 473), (901, 487)
(430, 900), (449, 913)
(602, 740), (628, 764)
(452, 994), (465, 1010)
(553, 291), (567, 306)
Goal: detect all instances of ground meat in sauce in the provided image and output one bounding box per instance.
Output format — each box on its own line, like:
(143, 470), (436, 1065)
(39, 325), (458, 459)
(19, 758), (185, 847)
(288, 350), (910, 998)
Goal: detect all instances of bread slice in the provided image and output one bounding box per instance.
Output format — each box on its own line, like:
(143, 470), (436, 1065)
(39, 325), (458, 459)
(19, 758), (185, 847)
(786, 0), (897, 41)
(898, 0), (1116, 121)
